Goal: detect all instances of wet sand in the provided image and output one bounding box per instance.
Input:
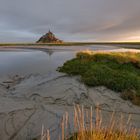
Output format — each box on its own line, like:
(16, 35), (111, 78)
(0, 45), (140, 140)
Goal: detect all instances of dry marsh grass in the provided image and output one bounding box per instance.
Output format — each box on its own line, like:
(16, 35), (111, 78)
(39, 105), (139, 140)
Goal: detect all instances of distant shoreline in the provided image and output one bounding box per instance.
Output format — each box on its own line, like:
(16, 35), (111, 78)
(0, 42), (140, 50)
(0, 42), (140, 46)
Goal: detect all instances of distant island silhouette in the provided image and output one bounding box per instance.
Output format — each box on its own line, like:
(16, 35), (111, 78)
(36, 30), (63, 43)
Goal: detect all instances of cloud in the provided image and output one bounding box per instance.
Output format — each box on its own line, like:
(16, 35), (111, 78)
(0, 0), (140, 42)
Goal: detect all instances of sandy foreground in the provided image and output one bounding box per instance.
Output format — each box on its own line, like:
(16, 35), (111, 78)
(0, 46), (140, 140)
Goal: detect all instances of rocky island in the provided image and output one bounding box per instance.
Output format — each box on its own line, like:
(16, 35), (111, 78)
(36, 30), (63, 43)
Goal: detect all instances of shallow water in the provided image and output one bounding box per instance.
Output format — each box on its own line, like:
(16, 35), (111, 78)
(0, 50), (76, 79)
(0, 45), (130, 79)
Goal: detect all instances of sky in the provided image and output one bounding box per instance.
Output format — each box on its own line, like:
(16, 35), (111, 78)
(0, 0), (140, 42)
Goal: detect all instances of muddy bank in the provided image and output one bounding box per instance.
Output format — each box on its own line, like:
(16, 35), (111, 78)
(0, 73), (140, 140)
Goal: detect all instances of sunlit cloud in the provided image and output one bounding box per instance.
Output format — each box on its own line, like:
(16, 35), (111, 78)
(125, 35), (140, 42)
(0, 0), (140, 42)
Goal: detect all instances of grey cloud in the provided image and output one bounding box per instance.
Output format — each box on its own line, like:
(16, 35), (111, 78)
(0, 0), (140, 42)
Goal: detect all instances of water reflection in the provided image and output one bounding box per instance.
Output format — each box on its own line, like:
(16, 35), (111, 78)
(0, 49), (75, 79)
(0, 45), (124, 79)
(45, 49), (54, 56)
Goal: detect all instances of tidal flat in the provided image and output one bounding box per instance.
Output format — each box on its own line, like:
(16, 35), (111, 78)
(0, 45), (140, 140)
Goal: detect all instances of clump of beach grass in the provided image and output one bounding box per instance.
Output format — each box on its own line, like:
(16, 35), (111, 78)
(40, 105), (139, 140)
(58, 51), (140, 105)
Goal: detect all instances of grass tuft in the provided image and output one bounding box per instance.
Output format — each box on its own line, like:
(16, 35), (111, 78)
(40, 105), (139, 140)
(58, 51), (140, 105)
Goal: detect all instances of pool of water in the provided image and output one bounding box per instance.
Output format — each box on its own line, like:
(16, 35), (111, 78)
(0, 45), (123, 79)
(0, 50), (76, 79)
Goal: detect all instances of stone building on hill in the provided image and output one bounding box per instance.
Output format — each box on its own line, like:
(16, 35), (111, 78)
(36, 30), (63, 43)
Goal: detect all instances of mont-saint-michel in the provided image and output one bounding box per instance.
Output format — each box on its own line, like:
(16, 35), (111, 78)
(0, 1), (140, 140)
(36, 30), (63, 43)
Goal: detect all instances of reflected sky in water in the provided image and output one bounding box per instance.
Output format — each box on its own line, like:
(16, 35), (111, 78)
(0, 50), (75, 79)
(0, 45), (121, 79)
